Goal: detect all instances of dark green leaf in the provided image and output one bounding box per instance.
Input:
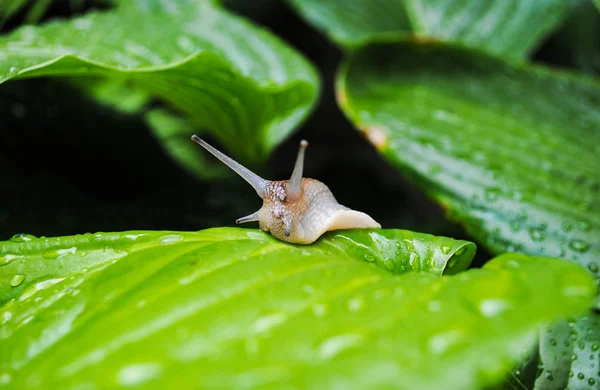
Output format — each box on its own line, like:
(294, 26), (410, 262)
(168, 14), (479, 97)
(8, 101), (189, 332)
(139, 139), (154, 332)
(0, 0), (319, 165)
(337, 40), (600, 389)
(0, 228), (596, 389)
(289, 0), (566, 57)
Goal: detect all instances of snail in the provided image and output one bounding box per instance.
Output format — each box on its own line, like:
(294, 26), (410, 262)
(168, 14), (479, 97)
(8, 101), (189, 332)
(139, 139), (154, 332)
(191, 135), (381, 244)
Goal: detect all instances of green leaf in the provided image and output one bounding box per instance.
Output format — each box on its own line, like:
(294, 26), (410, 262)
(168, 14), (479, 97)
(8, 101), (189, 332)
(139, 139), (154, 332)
(288, 0), (566, 57)
(594, 0), (600, 11)
(0, 0), (319, 165)
(285, 0), (410, 48)
(337, 40), (600, 388)
(0, 228), (596, 389)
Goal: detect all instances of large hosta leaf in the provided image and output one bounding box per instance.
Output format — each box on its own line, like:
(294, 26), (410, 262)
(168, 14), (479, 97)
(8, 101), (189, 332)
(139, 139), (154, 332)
(288, 0), (566, 57)
(0, 0), (319, 164)
(337, 40), (600, 389)
(0, 228), (595, 389)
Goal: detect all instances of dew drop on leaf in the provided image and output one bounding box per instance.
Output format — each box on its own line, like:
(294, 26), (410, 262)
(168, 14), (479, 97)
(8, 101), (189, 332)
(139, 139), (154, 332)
(10, 233), (36, 242)
(578, 372), (585, 380)
(569, 239), (591, 253)
(509, 220), (522, 232)
(589, 378), (596, 386)
(363, 253), (375, 262)
(159, 234), (183, 244)
(484, 187), (501, 202)
(0, 373), (11, 385)
(588, 263), (599, 273)
(441, 245), (451, 254)
(455, 246), (466, 256)
(384, 259), (394, 270)
(579, 220), (592, 232)
(10, 275), (25, 287)
(528, 227), (545, 242)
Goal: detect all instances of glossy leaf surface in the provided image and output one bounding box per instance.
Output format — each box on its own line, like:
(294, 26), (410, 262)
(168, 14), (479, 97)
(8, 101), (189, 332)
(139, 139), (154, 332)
(289, 0), (566, 57)
(0, 0), (319, 164)
(0, 228), (596, 389)
(338, 40), (600, 388)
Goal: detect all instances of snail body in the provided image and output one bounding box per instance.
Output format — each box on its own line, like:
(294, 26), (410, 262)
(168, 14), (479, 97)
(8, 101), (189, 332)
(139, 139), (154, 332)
(191, 135), (380, 244)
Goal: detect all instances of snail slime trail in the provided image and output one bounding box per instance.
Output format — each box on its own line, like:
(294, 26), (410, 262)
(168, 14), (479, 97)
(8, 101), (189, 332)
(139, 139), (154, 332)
(191, 135), (381, 244)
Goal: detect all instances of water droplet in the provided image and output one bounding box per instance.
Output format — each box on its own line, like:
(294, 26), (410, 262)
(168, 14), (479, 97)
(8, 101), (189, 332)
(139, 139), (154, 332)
(479, 299), (510, 317)
(579, 221), (592, 232)
(428, 330), (466, 355)
(441, 246), (451, 255)
(545, 371), (553, 380)
(569, 371), (574, 377)
(2, 311), (13, 323)
(592, 344), (599, 351)
(588, 263), (599, 273)
(578, 372), (585, 380)
(590, 354), (595, 360)
(10, 233), (36, 242)
(251, 313), (286, 334)
(562, 221), (573, 232)
(117, 363), (163, 386)
(318, 334), (364, 360)
(573, 353), (579, 361)
(529, 228), (545, 242)
(159, 234), (183, 244)
(363, 254), (375, 262)
(10, 275), (25, 287)
(312, 303), (327, 318)
(447, 257), (458, 269)
(485, 187), (501, 202)
(569, 239), (590, 253)
(7, 66), (20, 76)
(0, 373), (11, 385)
(455, 246), (466, 256)
(347, 297), (364, 312)
(509, 220), (522, 232)
(579, 342), (586, 350)
(549, 338), (557, 346)
(589, 378), (596, 385)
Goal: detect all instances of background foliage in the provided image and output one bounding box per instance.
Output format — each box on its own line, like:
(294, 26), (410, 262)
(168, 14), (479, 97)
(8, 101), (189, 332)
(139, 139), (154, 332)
(1, 0), (599, 389)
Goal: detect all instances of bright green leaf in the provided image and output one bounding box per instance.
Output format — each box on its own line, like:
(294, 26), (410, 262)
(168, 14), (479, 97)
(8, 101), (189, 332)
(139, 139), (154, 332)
(289, 0), (566, 57)
(337, 40), (600, 389)
(594, 0), (600, 11)
(286, 0), (410, 48)
(0, 0), (319, 165)
(0, 228), (596, 389)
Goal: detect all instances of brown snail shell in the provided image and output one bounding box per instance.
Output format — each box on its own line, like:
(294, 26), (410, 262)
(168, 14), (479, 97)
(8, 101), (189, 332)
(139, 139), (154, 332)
(191, 135), (381, 244)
